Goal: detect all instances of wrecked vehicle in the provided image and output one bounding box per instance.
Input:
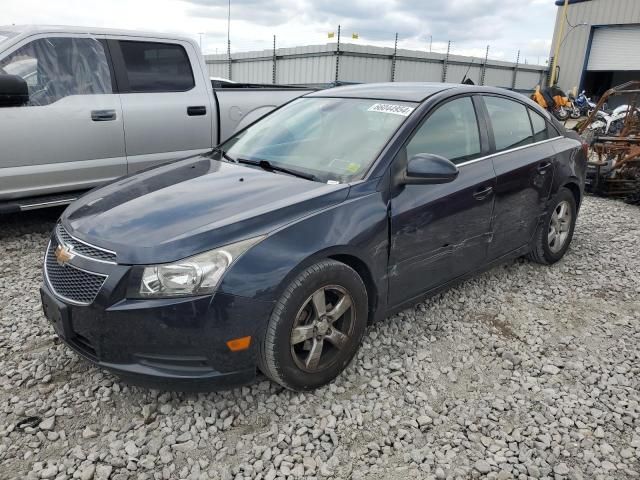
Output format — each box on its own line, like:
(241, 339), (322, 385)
(41, 83), (587, 391)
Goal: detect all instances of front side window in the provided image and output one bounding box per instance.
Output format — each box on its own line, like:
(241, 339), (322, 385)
(0, 37), (112, 106)
(484, 96), (534, 152)
(406, 97), (481, 164)
(119, 41), (195, 93)
(220, 97), (416, 183)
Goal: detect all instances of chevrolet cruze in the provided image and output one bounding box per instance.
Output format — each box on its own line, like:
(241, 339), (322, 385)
(41, 83), (587, 391)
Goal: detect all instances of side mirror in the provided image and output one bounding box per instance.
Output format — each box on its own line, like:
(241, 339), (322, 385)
(402, 153), (459, 185)
(0, 74), (29, 107)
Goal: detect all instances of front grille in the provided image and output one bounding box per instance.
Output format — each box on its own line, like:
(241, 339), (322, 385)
(55, 224), (116, 263)
(45, 242), (107, 305)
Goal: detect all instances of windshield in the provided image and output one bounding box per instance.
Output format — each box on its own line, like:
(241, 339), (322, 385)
(219, 97), (416, 183)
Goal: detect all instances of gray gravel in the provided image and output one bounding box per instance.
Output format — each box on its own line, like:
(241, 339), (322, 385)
(1, 196), (639, 480)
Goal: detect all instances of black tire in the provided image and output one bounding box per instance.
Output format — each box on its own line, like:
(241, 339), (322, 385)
(258, 259), (368, 391)
(527, 187), (577, 265)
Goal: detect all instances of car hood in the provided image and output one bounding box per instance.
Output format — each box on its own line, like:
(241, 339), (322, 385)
(62, 156), (349, 264)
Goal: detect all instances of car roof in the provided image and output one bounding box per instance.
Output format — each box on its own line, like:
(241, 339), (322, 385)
(0, 25), (194, 44)
(307, 82), (537, 104)
(307, 82), (454, 102)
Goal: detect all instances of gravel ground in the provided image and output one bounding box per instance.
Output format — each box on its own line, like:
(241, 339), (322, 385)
(1, 196), (639, 480)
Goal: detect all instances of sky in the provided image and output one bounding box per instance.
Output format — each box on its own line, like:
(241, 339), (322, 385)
(2, 0), (558, 65)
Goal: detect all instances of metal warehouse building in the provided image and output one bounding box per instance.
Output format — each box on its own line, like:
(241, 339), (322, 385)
(550, 0), (640, 97)
(205, 43), (547, 93)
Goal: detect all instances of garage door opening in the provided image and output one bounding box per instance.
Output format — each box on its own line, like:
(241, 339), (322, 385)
(582, 25), (640, 106)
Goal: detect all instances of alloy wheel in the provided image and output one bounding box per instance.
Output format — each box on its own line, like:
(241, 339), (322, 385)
(290, 285), (355, 372)
(548, 200), (572, 253)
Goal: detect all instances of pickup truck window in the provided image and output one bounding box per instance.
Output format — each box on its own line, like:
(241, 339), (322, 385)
(221, 97), (416, 183)
(0, 37), (112, 106)
(118, 41), (195, 93)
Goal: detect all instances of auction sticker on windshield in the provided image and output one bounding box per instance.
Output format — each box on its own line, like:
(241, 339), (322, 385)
(368, 103), (415, 116)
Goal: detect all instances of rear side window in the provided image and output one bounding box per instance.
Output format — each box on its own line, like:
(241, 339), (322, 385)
(407, 97), (481, 164)
(484, 96), (533, 152)
(529, 109), (549, 142)
(118, 41), (194, 93)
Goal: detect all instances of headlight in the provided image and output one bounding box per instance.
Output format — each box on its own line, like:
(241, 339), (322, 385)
(137, 236), (264, 298)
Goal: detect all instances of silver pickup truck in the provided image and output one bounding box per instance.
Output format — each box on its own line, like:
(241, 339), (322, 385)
(0, 25), (313, 212)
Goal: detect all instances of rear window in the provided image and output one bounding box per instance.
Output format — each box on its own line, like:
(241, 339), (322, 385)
(119, 41), (195, 93)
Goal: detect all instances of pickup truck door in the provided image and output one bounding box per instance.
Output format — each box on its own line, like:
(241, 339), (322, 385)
(0, 34), (126, 201)
(106, 38), (214, 174)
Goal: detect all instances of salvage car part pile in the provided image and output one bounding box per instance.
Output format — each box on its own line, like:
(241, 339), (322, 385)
(577, 81), (640, 205)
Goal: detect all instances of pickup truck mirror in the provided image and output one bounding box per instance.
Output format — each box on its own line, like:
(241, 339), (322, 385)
(402, 153), (459, 185)
(0, 74), (29, 107)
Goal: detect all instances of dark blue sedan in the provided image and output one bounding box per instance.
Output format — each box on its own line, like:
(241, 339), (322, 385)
(41, 83), (588, 391)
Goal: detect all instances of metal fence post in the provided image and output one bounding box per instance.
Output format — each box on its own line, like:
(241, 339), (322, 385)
(480, 45), (489, 86)
(335, 25), (341, 83)
(272, 35), (277, 84)
(226, 0), (232, 80)
(441, 40), (451, 82)
(511, 50), (520, 89)
(391, 33), (398, 82)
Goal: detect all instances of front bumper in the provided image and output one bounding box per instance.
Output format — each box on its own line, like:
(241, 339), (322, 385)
(41, 270), (274, 391)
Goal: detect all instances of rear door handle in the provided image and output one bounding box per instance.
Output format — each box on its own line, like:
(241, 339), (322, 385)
(187, 106), (207, 116)
(537, 160), (553, 173)
(473, 186), (493, 200)
(91, 109), (116, 121)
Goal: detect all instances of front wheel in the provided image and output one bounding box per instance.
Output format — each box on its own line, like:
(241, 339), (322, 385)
(258, 259), (368, 391)
(527, 187), (577, 265)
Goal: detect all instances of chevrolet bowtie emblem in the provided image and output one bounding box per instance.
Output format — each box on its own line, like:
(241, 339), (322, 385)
(55, 244), (75, 265)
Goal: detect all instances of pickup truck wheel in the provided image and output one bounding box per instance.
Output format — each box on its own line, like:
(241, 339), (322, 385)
(259, 260), (368, 391)
(527, 187), (577, 265)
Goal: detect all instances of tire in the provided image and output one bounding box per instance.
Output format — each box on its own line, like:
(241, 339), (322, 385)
(527, 187), (577, 265)
(258, 259), (368, 391)
(553, 107), (569, 121)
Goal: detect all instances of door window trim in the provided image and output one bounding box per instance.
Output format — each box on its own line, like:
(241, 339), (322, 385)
(456, 136), (562, 168)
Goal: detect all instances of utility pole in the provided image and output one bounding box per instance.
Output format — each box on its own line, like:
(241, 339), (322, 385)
(429, 34), (432, 53)
(550, 0), (569, 86)
(198, 33), (204, 50)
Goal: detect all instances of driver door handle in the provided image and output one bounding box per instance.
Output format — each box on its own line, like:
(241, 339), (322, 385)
(91, 109), (117, 121)
(473, 185), (493, 200)
(537, 160), (553, 173)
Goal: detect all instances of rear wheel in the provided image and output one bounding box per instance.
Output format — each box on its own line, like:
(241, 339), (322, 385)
(527, 187), (577, 265)
(259, 260), (368, 391)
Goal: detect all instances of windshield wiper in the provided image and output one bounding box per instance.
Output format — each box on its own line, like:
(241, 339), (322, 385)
(211, 146), (237, 163)
(236, 158), (316, 181)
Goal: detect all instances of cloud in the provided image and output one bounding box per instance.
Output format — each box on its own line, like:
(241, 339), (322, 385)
(1, 0), (558, 61)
